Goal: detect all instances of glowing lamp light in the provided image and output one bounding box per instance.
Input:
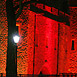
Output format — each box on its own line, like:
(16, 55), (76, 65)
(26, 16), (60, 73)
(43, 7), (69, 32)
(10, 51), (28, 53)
(13, 35), (20, 43)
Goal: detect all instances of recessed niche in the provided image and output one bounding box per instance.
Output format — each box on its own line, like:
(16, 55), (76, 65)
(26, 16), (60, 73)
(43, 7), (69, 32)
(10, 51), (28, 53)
(46, 46), (48, 48)
(45, 60), (47, 62)
(35, 44), (38, 47)
(54, 48), (56, 50)
(65, 50), (67, 53)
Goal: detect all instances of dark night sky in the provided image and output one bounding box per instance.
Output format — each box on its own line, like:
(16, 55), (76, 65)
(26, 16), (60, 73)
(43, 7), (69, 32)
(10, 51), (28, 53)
(69, 0), (77, 6)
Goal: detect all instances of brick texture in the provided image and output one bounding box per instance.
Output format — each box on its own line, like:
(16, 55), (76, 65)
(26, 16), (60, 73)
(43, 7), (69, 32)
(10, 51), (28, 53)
(58, 23), (71, 74)
(0, 0), (77, 76)
(68, 7), (77, 73)
(17, 7), (35, 74)
(34, 14), (58, 74)
(0, 0), (8, 74)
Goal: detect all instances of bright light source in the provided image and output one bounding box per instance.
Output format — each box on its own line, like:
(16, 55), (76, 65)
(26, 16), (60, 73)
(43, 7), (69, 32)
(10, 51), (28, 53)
(13, 35), (20, 43)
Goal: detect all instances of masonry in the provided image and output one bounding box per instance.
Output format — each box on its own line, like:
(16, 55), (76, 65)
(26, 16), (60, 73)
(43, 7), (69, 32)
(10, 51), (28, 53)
(0, 0), (77, 76)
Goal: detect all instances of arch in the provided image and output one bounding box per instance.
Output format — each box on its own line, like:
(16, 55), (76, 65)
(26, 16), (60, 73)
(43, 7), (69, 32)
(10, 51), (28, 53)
(38, 63), (51, 75)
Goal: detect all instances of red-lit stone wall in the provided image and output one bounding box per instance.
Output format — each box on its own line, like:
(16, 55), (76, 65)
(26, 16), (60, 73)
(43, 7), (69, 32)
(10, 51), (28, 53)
(67, 7), (77, 73)
(70, 7), (77, 39)
(17, 7), (35, 74)
(58, 23), (71, 74)
(0, 0), (8, 76)
(0, 0), (35, 75)
(34, 14), (58, 75)
(0, 0), (75, 76)
(17, 9), (29, 74)
(27, 11), (35, 74)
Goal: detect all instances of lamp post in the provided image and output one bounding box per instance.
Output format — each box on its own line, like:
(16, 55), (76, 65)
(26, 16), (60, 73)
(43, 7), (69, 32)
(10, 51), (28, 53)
(13, 35), (20, 44)
(6, 26), (20, 77)
(13, 34), (20, 77)
(13, 26), (20, 76)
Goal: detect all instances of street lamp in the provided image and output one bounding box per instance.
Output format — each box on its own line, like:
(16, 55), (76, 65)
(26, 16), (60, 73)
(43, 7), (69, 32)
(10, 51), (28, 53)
(12, 34), (20, 76)
(13, 35), (20, 43)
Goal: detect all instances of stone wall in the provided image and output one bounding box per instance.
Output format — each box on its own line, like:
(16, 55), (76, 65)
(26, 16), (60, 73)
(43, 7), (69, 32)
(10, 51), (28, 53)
(34, 14), (58, 74)
(68, 7), (77, 73)
(58, 23), (71, 74)
(1, 0), (77, 76)
(0, 0), (8, 76)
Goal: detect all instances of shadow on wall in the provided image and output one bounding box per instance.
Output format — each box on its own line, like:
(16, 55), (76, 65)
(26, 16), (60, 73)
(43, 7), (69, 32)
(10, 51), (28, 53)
(38, 64), (51, 75)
